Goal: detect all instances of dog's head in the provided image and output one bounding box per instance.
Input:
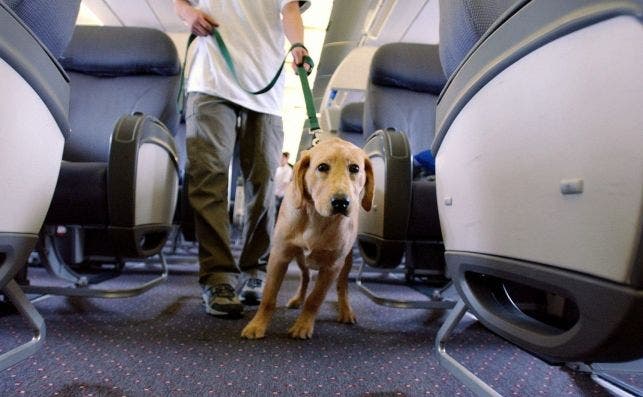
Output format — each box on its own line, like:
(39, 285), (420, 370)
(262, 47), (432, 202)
(293, 137), (374, 217)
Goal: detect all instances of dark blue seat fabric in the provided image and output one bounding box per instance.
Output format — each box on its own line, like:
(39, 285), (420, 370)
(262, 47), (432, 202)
(363, 43), (445, 154)
(45, 162), (109, 225)
(339, 102), (365, 147)
(439, 0), (518, 78)
(59, 26), (180, 77)
(59, 26), (181, 163)
(407, 180), (441, 240)
(65, 73), (180, 162)
(5, 0), (80, 59)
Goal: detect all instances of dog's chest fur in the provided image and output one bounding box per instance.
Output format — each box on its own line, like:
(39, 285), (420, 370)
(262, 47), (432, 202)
(297, 209), (356, 270)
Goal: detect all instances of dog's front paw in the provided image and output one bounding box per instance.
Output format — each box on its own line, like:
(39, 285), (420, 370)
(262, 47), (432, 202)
(337, 308), (356, 324)
(241, 320), (267, 339)
(288, 318), (315, 339)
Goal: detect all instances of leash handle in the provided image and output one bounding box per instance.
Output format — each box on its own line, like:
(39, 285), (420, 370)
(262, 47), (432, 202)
(178, 31), (318, 133)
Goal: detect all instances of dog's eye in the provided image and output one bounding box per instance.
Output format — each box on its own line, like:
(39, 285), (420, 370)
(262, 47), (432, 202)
(317, 163), (330, 172)
(348, 164), (360, 174)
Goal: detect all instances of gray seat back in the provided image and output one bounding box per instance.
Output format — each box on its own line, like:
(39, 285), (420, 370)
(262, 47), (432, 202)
(438, 0), (520, 78)
(58, 26), (181, 162)
(434, 0), (643, 364)
(363, 43), (445, 153)
(0, 0), (80, 371)
(6, 0), (80, 59)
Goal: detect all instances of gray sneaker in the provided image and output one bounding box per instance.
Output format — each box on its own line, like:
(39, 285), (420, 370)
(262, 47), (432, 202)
(240, 277), (264, 304)
(202, 284), (243, 316)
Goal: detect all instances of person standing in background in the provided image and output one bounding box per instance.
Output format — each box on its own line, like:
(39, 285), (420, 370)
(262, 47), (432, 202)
(274, 152), (293, 218)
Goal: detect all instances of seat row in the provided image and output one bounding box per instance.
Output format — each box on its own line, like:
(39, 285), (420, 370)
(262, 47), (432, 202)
(329, 0), (642, 394)
(0, 0), (183, 370)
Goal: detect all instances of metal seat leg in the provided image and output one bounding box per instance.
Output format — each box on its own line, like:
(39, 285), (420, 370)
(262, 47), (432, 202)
(0, 280), (46, 371)
(435, 299), (502, 397)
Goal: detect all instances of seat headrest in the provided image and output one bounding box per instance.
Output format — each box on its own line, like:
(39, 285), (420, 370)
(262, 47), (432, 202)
(340, 102), (364, 133)
(59, 26), (180, 77)
(6, 0), (80, 58)
(439, 0), (519, 78)
(370, 43), (445, 95)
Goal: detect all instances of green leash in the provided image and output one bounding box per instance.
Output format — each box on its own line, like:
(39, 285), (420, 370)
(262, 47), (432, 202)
(177, 30), (320, 131)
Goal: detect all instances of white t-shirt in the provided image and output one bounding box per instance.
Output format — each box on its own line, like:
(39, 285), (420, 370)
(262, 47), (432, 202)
(274, 164), (293, 198)
(186, 0), (309, 116)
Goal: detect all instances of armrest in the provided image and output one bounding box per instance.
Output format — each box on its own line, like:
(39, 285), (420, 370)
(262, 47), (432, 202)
(357, 128), (412, 268)
(108, 113), (180, 257)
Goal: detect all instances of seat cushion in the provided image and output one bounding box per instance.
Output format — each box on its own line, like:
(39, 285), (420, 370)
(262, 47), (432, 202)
(45, 162), (109, 225)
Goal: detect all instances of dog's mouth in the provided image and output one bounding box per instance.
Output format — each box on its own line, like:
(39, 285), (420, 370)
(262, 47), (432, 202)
(332, 208), (349, 217)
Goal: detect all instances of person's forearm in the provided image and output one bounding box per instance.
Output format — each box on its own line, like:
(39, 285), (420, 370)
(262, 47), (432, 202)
(174, 0), (194, 22)
(282, 1), (309, 69)
(282, 2), (305, 45)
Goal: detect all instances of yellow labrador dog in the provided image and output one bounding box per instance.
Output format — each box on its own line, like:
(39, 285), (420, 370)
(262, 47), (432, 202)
(241, 137), (374, 339)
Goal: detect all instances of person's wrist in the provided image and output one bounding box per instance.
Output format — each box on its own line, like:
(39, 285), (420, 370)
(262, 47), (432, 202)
(291, 43), (308, 53)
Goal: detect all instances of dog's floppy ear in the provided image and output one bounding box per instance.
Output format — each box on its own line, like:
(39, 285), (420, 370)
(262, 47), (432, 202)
(361, 156), (374, 211)
(292, 151), (311, 209)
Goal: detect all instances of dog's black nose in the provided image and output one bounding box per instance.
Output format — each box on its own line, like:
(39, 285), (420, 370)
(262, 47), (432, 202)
(331, 196), (350, 214)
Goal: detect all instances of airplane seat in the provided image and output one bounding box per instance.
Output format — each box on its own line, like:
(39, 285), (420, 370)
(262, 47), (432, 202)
(0, 0), (80, 370)
(357, 43), (447, 279)
(433, 0), (643, 392)
(25, 25), (181, 298)
(59, 26), (181, 160)
(338, 101), (365, 147)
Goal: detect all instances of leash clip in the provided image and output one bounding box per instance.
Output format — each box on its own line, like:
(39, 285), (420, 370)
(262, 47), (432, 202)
(310, 128), (334, 148)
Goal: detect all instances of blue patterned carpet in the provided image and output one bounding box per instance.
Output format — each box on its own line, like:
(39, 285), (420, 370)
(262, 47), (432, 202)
(0, 242), (633, 396)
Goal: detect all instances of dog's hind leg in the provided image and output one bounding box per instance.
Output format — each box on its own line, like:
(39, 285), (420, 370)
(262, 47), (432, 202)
(288, 264), (339, 339)
(286, 252), (309, 309)
(241, 247), (294, 339)
(336, 253), (356, 324)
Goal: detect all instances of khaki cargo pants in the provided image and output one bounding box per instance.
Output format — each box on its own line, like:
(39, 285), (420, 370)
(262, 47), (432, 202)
(185, 93), (283, 287)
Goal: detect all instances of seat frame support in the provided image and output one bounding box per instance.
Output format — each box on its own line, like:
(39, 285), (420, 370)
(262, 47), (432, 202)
(355, 259), (455, 309)
(435, 299), (502, 397)
(0, 279), (46, 371)
(436, 300), (641, 397)
(22, 232), (168, 298)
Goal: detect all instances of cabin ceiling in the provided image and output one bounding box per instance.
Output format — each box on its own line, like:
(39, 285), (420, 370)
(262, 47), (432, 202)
(80, 0), (331, 33)
(80, 0), (184, 32)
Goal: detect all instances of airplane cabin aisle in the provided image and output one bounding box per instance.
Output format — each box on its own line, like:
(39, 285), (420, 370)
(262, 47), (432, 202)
(0, 241), (624, 396)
